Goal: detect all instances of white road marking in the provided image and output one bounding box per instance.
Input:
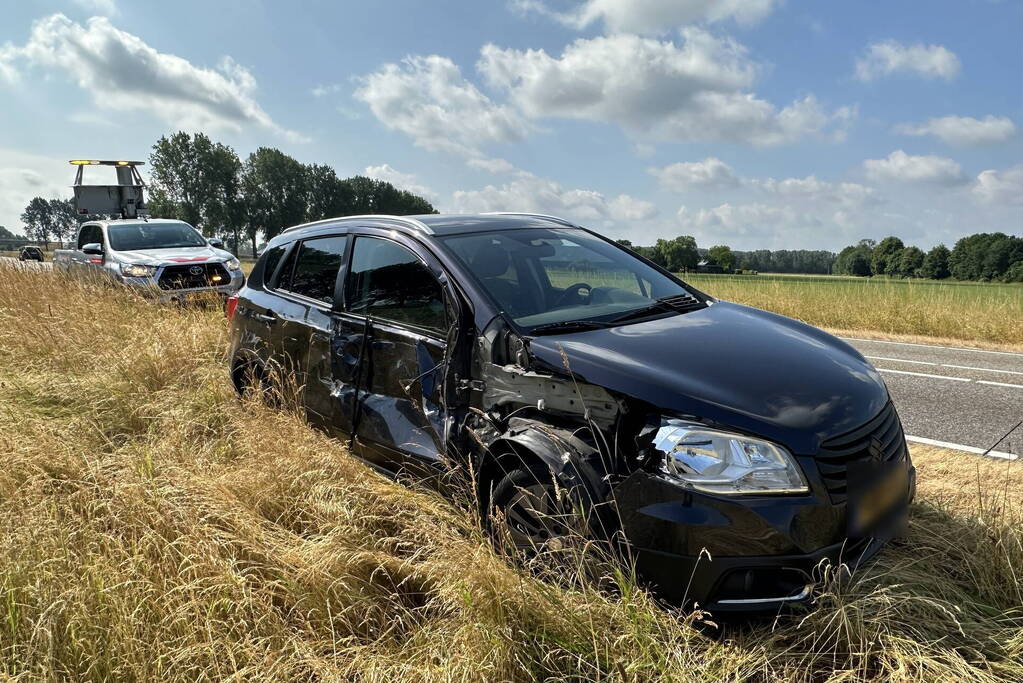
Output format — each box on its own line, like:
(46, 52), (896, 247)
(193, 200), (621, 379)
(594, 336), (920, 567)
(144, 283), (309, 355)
(906, 435), (1017, 461)
(865, 355), (1023, 377)
(842, 336), (1023, 358)
(878, 368), (970, 381)
(977, 380), (1023, 389)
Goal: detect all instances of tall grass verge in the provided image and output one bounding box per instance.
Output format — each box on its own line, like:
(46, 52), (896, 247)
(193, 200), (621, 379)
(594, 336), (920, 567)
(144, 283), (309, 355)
(0, 265), (1021, 680)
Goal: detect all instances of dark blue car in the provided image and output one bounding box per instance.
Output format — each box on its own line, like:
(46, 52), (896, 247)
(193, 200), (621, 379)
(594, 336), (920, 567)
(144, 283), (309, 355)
(226, 212), (915, 611)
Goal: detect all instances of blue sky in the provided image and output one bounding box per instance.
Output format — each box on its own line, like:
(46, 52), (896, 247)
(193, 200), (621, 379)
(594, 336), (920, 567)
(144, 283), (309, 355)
(0, 0), (1020, 250)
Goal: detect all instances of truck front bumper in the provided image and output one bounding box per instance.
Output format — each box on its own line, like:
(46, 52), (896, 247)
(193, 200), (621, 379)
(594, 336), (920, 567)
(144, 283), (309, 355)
(120, 270), (245, 302)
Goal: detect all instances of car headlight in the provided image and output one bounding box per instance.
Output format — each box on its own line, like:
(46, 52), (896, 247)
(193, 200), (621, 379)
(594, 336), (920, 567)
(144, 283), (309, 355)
(653, 420), (808, 495)
(225, 257), (241, 271)
(120, 263), (157, 278)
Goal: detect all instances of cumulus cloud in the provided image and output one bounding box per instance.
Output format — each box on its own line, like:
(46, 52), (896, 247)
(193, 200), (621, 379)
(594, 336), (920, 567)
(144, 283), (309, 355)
(863, 150), (967, 186)
(973, 166), (1023, 206)
(854, 40), (961, 81)
(752, 175), (877, 206)
(0, 14), (301, 139)
(452, 172), (656, 223)
(364, 164), (437, 202)
(649, 157), (740, 190)
(479, 30), (852, 146)
(513, 0), (779, 33)
(354, 55), (531, 157)
(608, 194), (659, 220)
(0, 148), (72, 234)
(895, 115), (1016, 146)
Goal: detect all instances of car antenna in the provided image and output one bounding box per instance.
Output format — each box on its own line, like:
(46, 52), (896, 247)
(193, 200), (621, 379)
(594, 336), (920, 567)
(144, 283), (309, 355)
(69, 159), (148, 220)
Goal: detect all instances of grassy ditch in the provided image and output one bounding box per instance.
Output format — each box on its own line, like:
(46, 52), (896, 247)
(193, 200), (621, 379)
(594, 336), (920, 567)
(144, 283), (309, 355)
(0, 265), (1021, 681)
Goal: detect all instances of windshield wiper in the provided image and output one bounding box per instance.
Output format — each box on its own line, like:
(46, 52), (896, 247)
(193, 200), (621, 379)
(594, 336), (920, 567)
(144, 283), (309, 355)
(528, 319), (609, 336)
(607, 299), (677, 324)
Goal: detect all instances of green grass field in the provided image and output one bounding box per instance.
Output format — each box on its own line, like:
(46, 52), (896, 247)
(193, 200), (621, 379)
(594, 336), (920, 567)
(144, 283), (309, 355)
(681, 272), (1023, 349)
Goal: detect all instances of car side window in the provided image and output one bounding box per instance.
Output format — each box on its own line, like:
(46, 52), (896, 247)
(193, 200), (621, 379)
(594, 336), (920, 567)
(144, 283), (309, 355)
(258, 244), (287, 288)
(77, 225), (101, 249)
(279, 235), (348, 305)
(345, 236), (448, 335)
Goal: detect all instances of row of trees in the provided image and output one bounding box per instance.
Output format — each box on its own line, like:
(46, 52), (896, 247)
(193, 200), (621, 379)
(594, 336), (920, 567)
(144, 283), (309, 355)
(148, 132), (436, 253)
(733, 249), (835, 274)
(834, 234), (1023, 282)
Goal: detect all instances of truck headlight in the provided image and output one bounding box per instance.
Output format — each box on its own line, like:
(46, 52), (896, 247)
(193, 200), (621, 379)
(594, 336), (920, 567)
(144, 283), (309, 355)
(653, 420), (808, 495)
(225, 257), (241, 271)
(120, 263), (156, 278)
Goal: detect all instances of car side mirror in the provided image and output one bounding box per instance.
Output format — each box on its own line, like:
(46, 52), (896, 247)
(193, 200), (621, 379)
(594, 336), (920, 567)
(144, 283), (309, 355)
(208, 238), (224, 249)
(82, 243), (104, 255)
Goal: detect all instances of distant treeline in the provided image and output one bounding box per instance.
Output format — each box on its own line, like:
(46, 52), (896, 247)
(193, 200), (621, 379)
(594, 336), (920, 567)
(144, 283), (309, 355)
(833, 234), (1023, 282)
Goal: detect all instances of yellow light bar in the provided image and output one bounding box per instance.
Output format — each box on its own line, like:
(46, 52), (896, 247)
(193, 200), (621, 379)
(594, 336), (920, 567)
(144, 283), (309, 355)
(117, 160), (129, 166)
(68, 159), (145, 166)
(69, 160), (100, 165)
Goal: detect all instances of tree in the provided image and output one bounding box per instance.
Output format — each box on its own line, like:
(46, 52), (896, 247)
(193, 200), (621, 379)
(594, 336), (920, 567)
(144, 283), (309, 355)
(833, 241), (873, 276)
(0, 225), (16, 240)
(707, 245), (736, 271)
(20, 197), (53, 247)
(655, 235), (699, 272)
(919, 244), (950, 280)
(241, 147), (309, 254)
(871, 236), (904, 277)
(48, 198), (80, 246)
(896, 246), (925, 278)
(149, 132), (244, 248)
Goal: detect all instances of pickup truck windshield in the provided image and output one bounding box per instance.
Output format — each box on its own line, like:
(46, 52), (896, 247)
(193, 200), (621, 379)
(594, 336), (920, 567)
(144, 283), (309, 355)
(107, 222), (207, 251)
(441, 227), (694, 331)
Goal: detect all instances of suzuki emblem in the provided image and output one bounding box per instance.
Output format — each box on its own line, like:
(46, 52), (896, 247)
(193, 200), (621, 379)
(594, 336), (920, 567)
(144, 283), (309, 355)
(868, 436), (884, 462)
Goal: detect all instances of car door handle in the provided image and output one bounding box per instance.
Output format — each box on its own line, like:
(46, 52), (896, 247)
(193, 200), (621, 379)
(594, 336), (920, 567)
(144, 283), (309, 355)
(253, 311), (278, 324)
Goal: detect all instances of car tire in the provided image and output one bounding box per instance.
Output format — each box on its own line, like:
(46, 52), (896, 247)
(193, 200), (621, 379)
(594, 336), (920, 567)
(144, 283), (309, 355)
(489, 461), (590, 554)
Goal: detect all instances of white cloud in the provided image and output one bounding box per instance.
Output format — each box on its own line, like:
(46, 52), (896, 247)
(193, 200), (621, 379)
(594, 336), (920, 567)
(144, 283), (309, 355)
(753, 175), (877, 206)
(452, 172), (656, 223)
(0, 14), (302, 139)
(364, 164), (436, 202)
(311, 83), (343, 97)
(608, 194), (659, 220)
(354, 55), (531, 157)
(863, 150), (967, 186)
(479, 30), (852, 146)
(854, 40), (961, 81)
(895, 115), (1016, 146)
(72, 0), (118, 15)
(973, 166), (1023, 206)
(513, 0), (779, 33)
(467, 157), (517, 174)
(649, 157), (739, 190)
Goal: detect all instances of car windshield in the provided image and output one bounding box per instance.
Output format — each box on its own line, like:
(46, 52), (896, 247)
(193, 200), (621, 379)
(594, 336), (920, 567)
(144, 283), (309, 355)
(107, 222), (207, 251)
(442, 227), (694, 330)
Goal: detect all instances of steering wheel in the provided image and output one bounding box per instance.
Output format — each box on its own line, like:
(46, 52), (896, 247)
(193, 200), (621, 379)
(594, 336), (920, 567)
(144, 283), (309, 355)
(553, 282), (593, 308)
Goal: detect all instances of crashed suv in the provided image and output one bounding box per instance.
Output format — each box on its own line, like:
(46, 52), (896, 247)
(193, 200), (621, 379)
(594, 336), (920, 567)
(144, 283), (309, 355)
(226, 212), (915, 611)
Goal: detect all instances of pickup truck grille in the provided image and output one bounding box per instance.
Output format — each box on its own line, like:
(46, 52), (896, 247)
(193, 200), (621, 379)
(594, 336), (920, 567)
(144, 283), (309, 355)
(158, 263), (230, 290)
(816, 402), (906, 504)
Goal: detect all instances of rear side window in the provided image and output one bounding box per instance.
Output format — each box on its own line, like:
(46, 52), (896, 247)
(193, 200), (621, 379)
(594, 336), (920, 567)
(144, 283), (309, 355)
(255, 244), (287, 288)
(345, 236), (447, 334)
(280, 235), (348, 304)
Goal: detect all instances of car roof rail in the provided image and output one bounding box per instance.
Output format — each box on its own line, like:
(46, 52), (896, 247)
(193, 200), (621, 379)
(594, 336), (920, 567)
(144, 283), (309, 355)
(480, 212), (579, 228)
(281, 214), (434, 235)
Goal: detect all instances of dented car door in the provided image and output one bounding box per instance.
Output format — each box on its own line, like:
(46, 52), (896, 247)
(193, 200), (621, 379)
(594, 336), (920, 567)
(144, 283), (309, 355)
(339, 233), (454, 475)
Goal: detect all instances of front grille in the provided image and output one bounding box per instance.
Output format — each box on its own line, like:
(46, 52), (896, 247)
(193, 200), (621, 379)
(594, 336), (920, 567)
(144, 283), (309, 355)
(816, 402), (906, 504)
(660, 293), (706, 313)
(158, 263), (230, 290)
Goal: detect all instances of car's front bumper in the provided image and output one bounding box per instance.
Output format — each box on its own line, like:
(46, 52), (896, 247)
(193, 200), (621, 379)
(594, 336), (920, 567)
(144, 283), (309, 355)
(613, 458), (916, 611)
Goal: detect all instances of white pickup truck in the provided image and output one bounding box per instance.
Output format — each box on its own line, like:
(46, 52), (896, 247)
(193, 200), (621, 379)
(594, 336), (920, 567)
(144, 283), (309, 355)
(53, 218), (245, 300)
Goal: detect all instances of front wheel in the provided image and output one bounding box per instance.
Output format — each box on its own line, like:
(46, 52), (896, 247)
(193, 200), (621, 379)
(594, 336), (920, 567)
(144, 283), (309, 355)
(489, 462), (589, 554)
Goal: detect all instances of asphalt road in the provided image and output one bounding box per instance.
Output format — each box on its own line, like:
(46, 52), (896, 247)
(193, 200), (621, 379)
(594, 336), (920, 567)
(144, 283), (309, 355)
(2, 257), (1019, 459)
(843, 337), (1023, 460)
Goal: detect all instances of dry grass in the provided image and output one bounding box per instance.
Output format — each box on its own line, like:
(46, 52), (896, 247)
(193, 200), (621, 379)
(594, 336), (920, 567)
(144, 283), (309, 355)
(1, 265), (1021, 681)
(683, 273), (1023, 350)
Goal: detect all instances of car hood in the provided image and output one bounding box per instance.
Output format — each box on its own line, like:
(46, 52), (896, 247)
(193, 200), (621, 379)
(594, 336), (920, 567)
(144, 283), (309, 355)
(113, 245), (230, 265)
(526, 301), (888, 454)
